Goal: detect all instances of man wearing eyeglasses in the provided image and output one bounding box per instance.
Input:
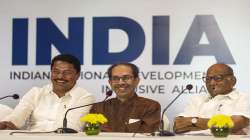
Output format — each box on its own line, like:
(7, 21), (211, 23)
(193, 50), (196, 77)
(174, 63), (250, 134)
(0, 54), (95, 131)
(90, 62), (161, 133)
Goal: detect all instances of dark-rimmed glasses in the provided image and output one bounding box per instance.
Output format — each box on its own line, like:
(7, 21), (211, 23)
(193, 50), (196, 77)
(202, 74), (233, 82)
(110, 75), (134, 83)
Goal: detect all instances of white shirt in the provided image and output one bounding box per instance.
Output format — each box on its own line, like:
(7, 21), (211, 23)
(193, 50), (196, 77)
(179, 89), (250, 119)
(3, 84), (95, 132)
(163, 114), (170, 131)
(0, 104), (13, 120)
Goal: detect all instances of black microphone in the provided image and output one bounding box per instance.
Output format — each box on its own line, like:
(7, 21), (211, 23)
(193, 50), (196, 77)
(158, 84), (193, 136)
(0, 94), (19, 100)
(55, 90), (113, 133)
(102, 90), (113, 101)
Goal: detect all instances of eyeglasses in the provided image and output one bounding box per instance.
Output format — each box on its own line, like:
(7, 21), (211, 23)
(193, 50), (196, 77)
(51, 70), (75, 77)
(202, 74), (233, 82)
(110, 75), (134, 83)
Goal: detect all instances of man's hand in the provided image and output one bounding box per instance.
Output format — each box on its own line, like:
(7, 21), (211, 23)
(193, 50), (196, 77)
(232, 129), (247, 135)
(174, 117), (193, 133)
(231, 115), (249, 134)
(0, 122), (7, 129)
(0, 121), (19, 130)
(174, 116), (209, 134)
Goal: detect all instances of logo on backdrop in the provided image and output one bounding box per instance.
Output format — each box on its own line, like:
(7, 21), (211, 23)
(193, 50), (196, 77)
(12, 15), (235, 65)
(9, 15), (235, 95)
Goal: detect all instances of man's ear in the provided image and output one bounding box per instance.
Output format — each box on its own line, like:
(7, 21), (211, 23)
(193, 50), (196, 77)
(230, 76), (237, 86)
(134, 77), (140, 85)
(76, 72), (80, 79)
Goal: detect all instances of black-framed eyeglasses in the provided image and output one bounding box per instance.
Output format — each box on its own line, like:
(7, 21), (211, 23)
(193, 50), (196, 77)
(202, 74), (233, 82)
(110, 75), (134, 83)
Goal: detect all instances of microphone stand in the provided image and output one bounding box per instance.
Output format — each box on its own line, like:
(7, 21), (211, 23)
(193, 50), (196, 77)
(56, 90), (113, 133)
(158, 84), (193, 136)
(56, 103), (96, 133)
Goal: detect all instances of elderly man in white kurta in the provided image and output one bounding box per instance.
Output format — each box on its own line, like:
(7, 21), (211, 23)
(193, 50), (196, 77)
(174, 64), (250, 135)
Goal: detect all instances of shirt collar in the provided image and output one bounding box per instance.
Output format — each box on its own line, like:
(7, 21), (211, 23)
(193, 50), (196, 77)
(208, 89), (238, 100)
(48, 83), (77, 98)
(117, 93), (138, 105)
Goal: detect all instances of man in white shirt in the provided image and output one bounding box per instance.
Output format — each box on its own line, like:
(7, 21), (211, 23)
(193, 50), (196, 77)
(0, 104), (13, 120)
(174, 63), (250, 134)
(0, 54), (95, 132)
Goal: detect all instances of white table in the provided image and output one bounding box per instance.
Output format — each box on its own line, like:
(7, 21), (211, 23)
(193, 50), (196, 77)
(0, 130), (249, 140)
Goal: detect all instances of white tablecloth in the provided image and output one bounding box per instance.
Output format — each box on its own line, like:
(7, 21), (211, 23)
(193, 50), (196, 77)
(0, 130), (249, 140)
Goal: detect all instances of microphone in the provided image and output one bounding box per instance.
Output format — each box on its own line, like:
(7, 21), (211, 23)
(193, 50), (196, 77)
(103, 90), (113, 101)
(55, 90), (113, 133)
(158, 84), (193, 136)
(0, 94), (19, 100)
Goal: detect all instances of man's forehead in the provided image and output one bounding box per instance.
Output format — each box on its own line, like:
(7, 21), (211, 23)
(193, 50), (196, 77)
(207, 65), (229, 75)
(52, 61), (75, 69)
(112, 65), (133, 74)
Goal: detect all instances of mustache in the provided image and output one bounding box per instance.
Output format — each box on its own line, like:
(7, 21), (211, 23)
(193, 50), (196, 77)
(53, 79), (68, 82)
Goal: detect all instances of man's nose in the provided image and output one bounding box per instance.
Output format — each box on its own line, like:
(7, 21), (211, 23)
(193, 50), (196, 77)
(56, 73), (64, 78)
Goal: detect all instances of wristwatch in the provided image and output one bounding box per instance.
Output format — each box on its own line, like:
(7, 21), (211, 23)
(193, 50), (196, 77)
(191, 117), (198, 127)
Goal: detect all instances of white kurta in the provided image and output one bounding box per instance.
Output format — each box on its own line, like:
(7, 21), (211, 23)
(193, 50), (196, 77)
(3, 84), (95, 132)
(0, 104), (13, 120)
(179, 90), (250, 119)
